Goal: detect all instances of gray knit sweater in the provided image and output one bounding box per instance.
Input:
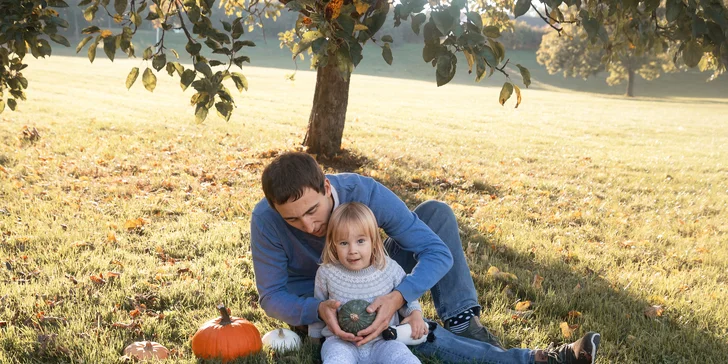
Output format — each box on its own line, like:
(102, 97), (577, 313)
(308, 256), (422, 338)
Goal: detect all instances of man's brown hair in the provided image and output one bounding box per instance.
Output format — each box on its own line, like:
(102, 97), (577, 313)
(261, 152), (326, 208)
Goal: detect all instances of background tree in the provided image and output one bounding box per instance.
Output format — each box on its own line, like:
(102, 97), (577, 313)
(537, 23), (677, 96)
(2, 0), (728, 157)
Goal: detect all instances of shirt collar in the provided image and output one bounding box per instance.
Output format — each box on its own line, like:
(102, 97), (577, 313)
(330, 181), (340, 210)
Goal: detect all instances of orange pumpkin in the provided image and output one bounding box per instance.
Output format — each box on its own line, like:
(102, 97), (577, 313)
(191, 304), (262, 362)
(123, 341), (169, 360)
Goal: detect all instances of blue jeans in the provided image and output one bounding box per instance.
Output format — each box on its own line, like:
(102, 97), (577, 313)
(387, 200), (534, 364)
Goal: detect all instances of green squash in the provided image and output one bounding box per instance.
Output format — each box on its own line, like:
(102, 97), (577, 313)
(337, 299), (376, 334)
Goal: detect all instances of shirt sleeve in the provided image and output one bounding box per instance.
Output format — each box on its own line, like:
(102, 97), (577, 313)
(250, 214), (322, 326)
(308, 268), (328, 338)
(366, 179), (454, 304)
(391, 260), (422, 318)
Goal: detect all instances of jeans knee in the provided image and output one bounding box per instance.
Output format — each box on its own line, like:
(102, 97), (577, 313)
(415, 200), (455, 223)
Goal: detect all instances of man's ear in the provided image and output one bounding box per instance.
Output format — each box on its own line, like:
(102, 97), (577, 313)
(323, 178), (331, 196)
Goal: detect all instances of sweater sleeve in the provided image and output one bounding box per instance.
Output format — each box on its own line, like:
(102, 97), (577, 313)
(390, 259), (422, 318)
(250, 214), (322, 326)
(308, 268), (328, 338)
(365, 178), (453, 304)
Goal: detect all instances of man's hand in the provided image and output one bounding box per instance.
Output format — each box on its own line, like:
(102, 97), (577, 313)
(356, 290), (405, 346)
(318, 299), (362, 343)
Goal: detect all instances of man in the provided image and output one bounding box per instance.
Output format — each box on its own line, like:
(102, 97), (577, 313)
(251, 152), (600, 363)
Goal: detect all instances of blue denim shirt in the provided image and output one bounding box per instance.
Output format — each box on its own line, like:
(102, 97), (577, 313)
(251, 173), (453, 326)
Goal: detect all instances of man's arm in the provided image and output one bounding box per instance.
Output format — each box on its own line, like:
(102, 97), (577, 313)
(250, 215), (321, 326)
(365, 178), (454, 302)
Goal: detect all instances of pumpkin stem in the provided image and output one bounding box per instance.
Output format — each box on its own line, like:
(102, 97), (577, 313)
(278, 328), (285, 338)
(144, 341), (153, 351)
(217, 303), (233, 326)
(350, 313), (360, 322)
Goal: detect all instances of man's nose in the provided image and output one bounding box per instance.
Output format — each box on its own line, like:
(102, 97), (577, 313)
(302, 217), (315, 233)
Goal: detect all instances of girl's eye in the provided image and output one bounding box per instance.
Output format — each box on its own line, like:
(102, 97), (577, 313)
(357, 239), (365, 244)
(338, 241), (347, 246)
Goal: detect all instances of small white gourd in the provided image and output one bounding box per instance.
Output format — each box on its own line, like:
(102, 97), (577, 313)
(261, 328), (301, 352)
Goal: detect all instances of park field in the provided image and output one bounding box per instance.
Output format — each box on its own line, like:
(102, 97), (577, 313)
(1, 56), (727, 363)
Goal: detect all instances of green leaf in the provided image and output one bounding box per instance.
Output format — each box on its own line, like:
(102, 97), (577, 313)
(88, 38), (98, 63)
(432, 11), (454, 34)
(516, 64), (531, 88)
(381, 35), (394, 43)
(186, 41), (202, 55)
(683, 39), (703, 68)
(435, 53), (456, 86)
(411, 13), (426, 35)
(231, 72), (248, 92)
(232, 19), (245, 39)
(180, 69), (196, 91)
(142, 68), (157, 92)
(499, 82), (513, 106)
(82, 26), (100, 34)
(350, 41), (363, 66)
(76, 36), (93, 53)
(103, 36), (116, 61)
(195, 62), (213, 78)
(483, 26), (501, 38)
(466, 12), (483, 31)
(114, 0), (126, 15)
(8, 99), (17, 111)
(382, 43), (393, 65)
(49, 34), (70, 47)
(195, 104), (208, 123)
(152, 53), (167, 71)
(221, 21), (232, 32)
(293, 31), (324, 58)
(126, 67), (139, 89)
(513, 0), (531, 18)
(209, 60), (225, 66)
(215, 101), (233, 121)
(143, 46), (153, 60)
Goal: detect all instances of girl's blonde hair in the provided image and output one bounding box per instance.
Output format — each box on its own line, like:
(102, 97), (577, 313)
(322, 202), (387, 270)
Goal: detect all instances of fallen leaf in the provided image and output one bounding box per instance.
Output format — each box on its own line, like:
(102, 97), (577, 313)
(515, 301), (531, 311)
(644, 305), (664, 318)
(560, 321), (579, 338)
(106, 233), (117, 243)
(90, 275), (106, 285)
(129, 309), (140, 318)
(532, 274), (544, 290)
(567, 310), (582, 320)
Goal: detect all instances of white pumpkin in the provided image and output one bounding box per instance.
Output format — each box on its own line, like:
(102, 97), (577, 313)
(123, 341), (169, 360)
(261, 328), (301, 352)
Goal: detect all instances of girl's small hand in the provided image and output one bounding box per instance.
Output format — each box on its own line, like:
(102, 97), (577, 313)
(400, 310), (427, 340)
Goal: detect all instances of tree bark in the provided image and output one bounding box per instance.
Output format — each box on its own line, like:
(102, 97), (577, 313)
(303, 56), (351, 157)
(626, 66), (635, 97)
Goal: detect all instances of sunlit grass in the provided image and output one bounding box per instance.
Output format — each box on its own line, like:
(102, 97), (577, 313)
(1, 56), (727, 363)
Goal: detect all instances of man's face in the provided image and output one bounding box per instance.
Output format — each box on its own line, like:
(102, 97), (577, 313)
(273, 180), (333, 237)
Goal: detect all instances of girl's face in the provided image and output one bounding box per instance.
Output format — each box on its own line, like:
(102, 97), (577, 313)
(334, 224), (373, 271)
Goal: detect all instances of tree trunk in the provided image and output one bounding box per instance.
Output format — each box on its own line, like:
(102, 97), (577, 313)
(626, 66), (635, 97)
(303, 56), (351, 157)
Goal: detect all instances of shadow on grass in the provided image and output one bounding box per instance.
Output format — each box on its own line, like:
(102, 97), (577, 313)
(316, 149), (726, 363)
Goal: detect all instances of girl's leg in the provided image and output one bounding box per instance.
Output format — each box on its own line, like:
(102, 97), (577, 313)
(321, 337), (359, 364)
(370, 340), (421, 364)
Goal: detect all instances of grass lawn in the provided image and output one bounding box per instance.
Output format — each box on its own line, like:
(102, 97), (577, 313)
(0, 55), (727, 363)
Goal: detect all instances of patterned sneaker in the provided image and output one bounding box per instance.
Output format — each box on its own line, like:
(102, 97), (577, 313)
(444, 316), (504, 349)
(544, 332), (600, 364)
